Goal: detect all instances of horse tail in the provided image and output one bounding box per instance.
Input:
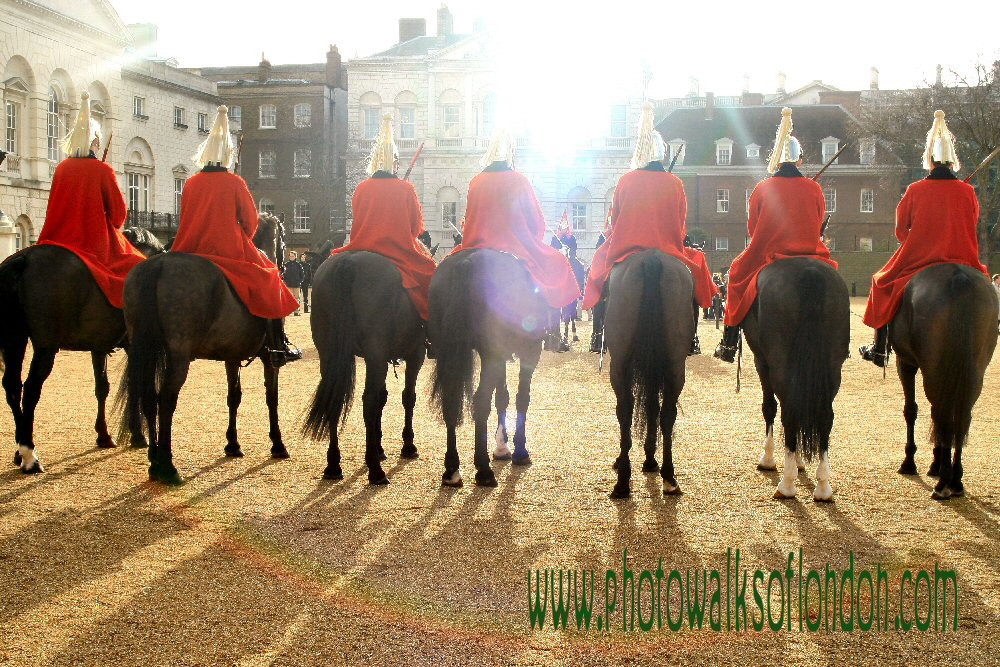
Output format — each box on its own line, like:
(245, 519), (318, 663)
(114, 259), (166, 445)
(630, 253), (671, 434)
(431, 255), (476, 426)
(303, 258), (357, 439)
(0, 254), (29, 372)
(927, 269), (980, 454)
(783, 266), (834, 461)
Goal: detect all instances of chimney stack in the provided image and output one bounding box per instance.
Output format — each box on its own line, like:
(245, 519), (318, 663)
(326, 44), (342, 89)
(688, 76), (699, 97)
(704, 92), (714, 120)
(935, 64), (943, 86)
(742, 73), (750, 94)
(777, 71), (786, 94)
(398, 18), (427, 44)
(870, 66), (879, 91)
(257, 53), (272, 83)
(437, 5), (454, 37)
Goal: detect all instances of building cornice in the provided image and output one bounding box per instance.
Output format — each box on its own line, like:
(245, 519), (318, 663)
(9, 0), (131, 46)
(121, 68), (221, 103)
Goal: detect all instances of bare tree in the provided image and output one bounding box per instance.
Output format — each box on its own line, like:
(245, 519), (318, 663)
(859, 61), (1000, 261)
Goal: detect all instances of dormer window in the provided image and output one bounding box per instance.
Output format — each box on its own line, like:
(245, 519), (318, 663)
(821, 137), (840, 164)
(667, 140), (686, 166)
(715, 138), (734, 165)
(746, 143), (761, 159)
(860, 139), (876, 165)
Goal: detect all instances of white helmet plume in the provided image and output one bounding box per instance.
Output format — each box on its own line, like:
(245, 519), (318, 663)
(193, 105), (236, 169)
(923, 110), (961, 171)
(630, 101), (666, 169)
(366, 112), (399, 175)
(767, 107), (801, 174)
(479, 126), (516, 168)
(62, 92), (102, 158)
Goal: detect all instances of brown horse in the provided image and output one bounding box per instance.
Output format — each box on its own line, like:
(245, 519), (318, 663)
(429, 249), (551, 487)
(303, 251), (425, 484)
(605, 250), (694, 498)
(891, 263), (998, 499)
(0, 228), (163, 473)
(117, 214), (288, 484)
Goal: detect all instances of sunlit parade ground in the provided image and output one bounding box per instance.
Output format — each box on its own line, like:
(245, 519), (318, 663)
(0, 300), (997, 665)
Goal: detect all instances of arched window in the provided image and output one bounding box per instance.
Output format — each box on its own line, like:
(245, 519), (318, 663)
(124, 137), (155, 214)
(293, 199), (310, 232)
(47, 87), (61, 161)
(259, 198), (276, 215)
(359, 92), (382, 140)
(14, 215), (31, 251)
(567, 186), (591, 232)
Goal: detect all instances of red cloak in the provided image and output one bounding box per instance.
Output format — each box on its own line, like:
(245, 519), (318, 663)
(451, 168), (580, 309)
(582, 168), (717, 310)
(863, 174), (986, 329)
(335, 175), (436, 320)
(724, 173), (836, 326)
(170, 170), (298, 319)
(36, 157), (145, 309)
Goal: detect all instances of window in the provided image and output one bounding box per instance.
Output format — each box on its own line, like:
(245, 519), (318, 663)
(229, 106), (242, 125)
(126, 172), (151, 212)
(363, 107), (380, 139)
(610, 104), (627, 138)
(822, 138), (839, 164)
(174, 106), (185, 128)
(197, 112), (208, 133)
(667, 141), (685, 166)
(294, 104), (311, 128)
(824, 187), (837, 213)
(570, 203), (587, 231)
(860, 139), (875, 165)
(399, 106), (416, 139)
(14, 222), (25, 251)
(715, 237), (729, 251)
(715, 138), (733, 165)
(133, 96), (146, 118)
(293, 199), (310, 232)
(259, 104), (276, 129)
(294, 148), (312, 178)
(47, 89), (61, 161)
(860, 188), (874, 213)
(259, 198), (276, 215)
(259, 150), (276, 178)
(480, 94), (496, 137)
(5, 101), (18, 154)
(441, 202), (457, 229)
(859, 237), (873, 252)
(442, 104), (460, 138)
(746, 144), (760, 159)
(173, 178), (185, 215)
(716, 188), (730, 213)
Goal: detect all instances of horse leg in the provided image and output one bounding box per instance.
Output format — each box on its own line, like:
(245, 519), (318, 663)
(610, 362), (634, 499)
(2, 338), (26, 465)
(756, 363), (778, 471)
(930, 405), (954, 499)
(813, 431), (834, 502)
(362, 359), (389, 485)
(950, 439), (966, 498)
(150, 351), (188, 485)
(89, 352), (116, 449)
(264, 363), (288, 459)
(223, 361), (244, 457)
(322, 394), (344, 480)
(492, 364), (511, 460)
(897, 362), (919, 475)
(16, 347), (56, 473)
(472, 354), (502, 487)
(641, 399), (660, 473)
(400, 354), (422, 459)
(660, 398), (681, 495)
(511, 346), (540, 466)
(774, 428), (798, 499)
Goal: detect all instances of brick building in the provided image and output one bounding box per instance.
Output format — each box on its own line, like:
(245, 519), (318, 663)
(193, 48), (348, 252)
(655, 98), (907, 278)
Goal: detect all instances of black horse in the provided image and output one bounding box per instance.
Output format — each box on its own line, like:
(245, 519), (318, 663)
(117, 214), (288, 484)
(303, 251), (425, 484)
(891, 264), (998, 499)
(0, 229), (163, 473)
(605, 250), (694, 498)
(429, 249), (549, 487)
(742, 258), (850, 501)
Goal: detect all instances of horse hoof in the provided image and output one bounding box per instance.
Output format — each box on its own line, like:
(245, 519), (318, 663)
(13, 450), (21, 466)
(323, 466), (343, 481)
(225, 445), (244, 458)
(773, 482), (797, 499)
(813, 483), (834, 502)
(663, 480), (682, 495)
(492, 450), (512, 461)
(20, 460), (43, 474)
(400, 445), (419, 459)
(369, 474), (390, 486)
(756, 462), (777, 471)
(271, 447), (290, 460)
(949, 485), (965, 497)
(475, 470), (498, 487)
(129, 439), (148, 449)
(642, 460), (660, 474)
(96, 436), (116, 449)
(493, 439), (512, 460)
(442, 471), (463, 488)
(612, 458), (620, 471)
(512, 454), (532, 466)
(149, 467), (183, 485)
(610, 485), (631, 499)
(898, 461), (918, 475)
(931, 488), (952, 501)
(378, 449), (388, 462)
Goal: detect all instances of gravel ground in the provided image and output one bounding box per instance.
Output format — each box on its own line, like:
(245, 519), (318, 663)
(1, 299), (998, 666)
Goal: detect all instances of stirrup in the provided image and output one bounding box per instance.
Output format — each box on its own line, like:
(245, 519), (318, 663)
(713, 343), (737, 363)
(859, 344), (887, 368)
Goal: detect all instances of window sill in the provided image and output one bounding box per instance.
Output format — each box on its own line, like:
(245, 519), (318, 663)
(258, 175), (277, 179)
(259, 126), (276, 130)
(291, 229), (312, 233)
(198, 129), (210, 135)
(174, 123), (188, 129)
(293, 175), (311, 179)
(134, 114), (149, 121)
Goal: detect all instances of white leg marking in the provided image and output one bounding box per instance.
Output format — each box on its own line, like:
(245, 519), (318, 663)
(18, 445), (42, 473)
(813, 451), (833, 502)
(757, 430), (776, 470)
(444, 470), (462, 487)
(795, 449), (806, 472)
(663, 479), (678, 494)
(774, 449), (797, 498)
(493, 421), (511, 459)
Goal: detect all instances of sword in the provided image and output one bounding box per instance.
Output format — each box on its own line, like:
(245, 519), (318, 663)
(101, 133), (113, 162)
(812, 143), (850, 181)
(964, 146), (1000, 183)
(820, 213), (831, 237)
(403, 142), (424, 181)
(598, 321), (606, 372)
(667, 144), (684, 172)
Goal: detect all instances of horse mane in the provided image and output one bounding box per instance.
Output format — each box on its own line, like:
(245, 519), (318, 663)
(254, 212), (283, 264)
(123, 226), (165, 256)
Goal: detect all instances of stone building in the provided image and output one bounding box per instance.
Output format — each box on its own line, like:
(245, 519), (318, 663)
(0, 0), (223, 259)
(193, 49), (348, 252)
(346, 7), (645, 260)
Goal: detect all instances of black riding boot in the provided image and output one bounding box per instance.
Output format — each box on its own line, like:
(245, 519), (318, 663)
(713, 325), (740, 363)
(264, 318), (302, 368)
(859, 326), (889, 368)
